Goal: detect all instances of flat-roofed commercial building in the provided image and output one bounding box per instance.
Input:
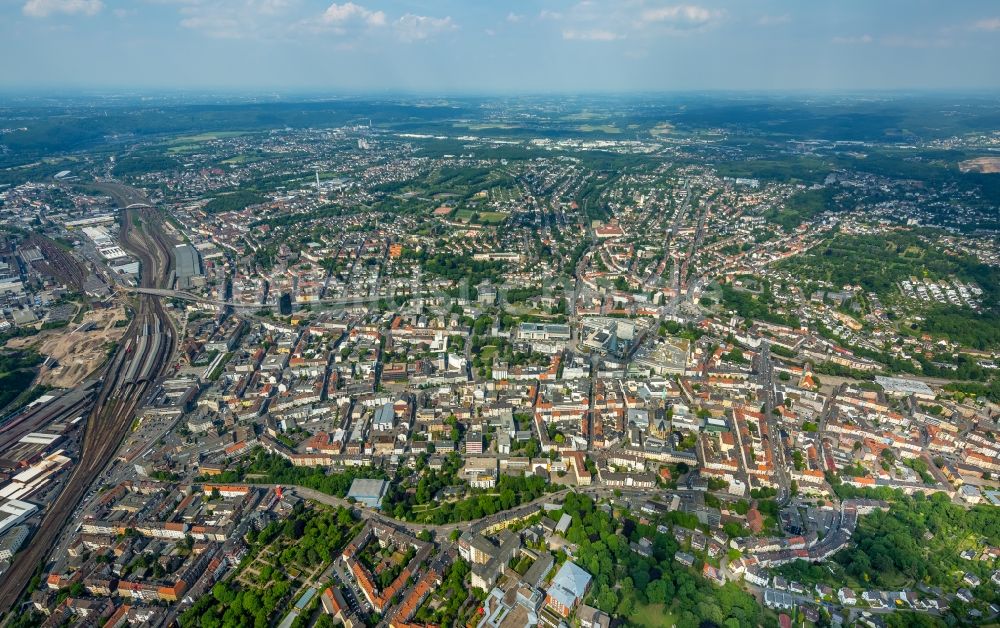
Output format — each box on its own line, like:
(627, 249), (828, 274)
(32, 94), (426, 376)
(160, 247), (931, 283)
(518, 323), (571, 342)
(346, 478), (388, 509)
(174, 244), (203, 290)
(0, 499), (37, 537)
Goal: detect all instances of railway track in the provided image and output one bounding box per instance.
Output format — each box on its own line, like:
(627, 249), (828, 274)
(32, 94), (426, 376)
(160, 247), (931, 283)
(25, 234), (88, 292)
(0, 188), (177, 616)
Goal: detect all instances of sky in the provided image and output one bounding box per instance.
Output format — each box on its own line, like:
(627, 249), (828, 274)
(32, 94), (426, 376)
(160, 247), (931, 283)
(2, 0), (1000, 93)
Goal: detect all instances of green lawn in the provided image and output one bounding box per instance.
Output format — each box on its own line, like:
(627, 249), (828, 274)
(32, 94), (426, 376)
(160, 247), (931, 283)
(221, 154), (261, 165)
(475, 211), (507, 224)
(166, 144), (202, 154)
(629, 602), (679, 628)
(168, 131), (249, 143)
(453, 209), (506, 225)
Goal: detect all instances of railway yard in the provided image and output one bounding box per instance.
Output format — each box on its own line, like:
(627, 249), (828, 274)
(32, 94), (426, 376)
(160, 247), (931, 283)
(0, 185), (178, 613)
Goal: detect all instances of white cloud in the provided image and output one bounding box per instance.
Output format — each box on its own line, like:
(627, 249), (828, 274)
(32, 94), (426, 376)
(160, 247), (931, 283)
(180, 13), (242, 38)
(22, 0), (104, 18)
(881, 35), (951, 49)
(971, 17), (1000, 31)
(307, 4), (456, 41)
(256, 0), (292, 16)
(394, 14), (456, 42)
(321, 2), (385, 27)
(506, 12), (523, 24)
(832, 34), (873, 45)
(542, 2), (723, 43)
(639, 4), (721, 26)
(175, 0), (296, 39)
(562, 28), (620, 41)
(757, 13), (790, 26)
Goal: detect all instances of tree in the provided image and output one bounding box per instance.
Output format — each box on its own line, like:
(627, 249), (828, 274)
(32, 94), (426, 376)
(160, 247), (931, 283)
(596, 586), (618, 613)
(645, 579), (668, 604)
(213, 583), (235, 605)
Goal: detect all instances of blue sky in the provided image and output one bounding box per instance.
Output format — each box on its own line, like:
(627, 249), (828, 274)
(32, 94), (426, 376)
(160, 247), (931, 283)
(3, 0), (1000, 92)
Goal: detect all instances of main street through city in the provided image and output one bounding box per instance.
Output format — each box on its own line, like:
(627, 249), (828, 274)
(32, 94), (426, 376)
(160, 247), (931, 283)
(757, 340), (792, 505)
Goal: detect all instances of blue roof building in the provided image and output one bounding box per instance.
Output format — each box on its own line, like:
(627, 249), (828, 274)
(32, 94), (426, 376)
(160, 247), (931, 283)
(546, 561), (592, 617)
(346, 478), (389, 509)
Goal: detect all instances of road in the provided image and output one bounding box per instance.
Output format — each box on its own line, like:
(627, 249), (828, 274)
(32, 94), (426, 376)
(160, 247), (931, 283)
(0, 182), (178, 616)
(276, 482), (654, 537)
(130, 286), (437, 311)
(283, 485), (566, 535)
(757, 341), (792, 504)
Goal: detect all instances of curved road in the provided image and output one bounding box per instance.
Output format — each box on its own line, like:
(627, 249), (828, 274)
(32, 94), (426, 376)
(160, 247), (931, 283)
(274, 482), (643, 535)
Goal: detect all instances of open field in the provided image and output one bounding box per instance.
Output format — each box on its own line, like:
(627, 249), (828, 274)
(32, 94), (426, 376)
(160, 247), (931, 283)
(453, 122), (522, 131)
(959, 156), (1000, 174)
(561, 112), (603, 121)
(453, 209), (507, 224)
(221, 154), (260, 164)
(168, 131), (250, 144)
(577, 124), (621, 134)
(650, 122), (674, 137)
(166, 131), (251, 153)
(6, 305), (128, 388)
